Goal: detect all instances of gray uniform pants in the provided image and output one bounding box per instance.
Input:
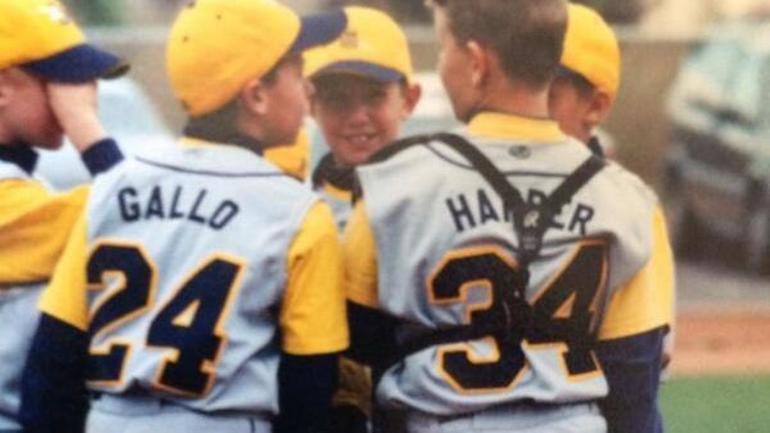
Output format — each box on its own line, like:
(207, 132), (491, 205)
(87, 395), (272, 433)
(0, 285), (44, 431)
(402, 402), (606, 433)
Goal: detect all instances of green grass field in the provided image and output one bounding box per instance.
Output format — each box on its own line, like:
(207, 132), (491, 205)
(660, 375), (770, 433)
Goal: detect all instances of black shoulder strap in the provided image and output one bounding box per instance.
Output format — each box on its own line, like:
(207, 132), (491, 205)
(367, 134), (433, 164)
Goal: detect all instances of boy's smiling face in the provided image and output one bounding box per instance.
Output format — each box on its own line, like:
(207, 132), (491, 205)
(312, 73), (419, 166)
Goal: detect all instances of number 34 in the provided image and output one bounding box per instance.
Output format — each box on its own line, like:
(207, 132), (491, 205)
(429, 240), (608, 394)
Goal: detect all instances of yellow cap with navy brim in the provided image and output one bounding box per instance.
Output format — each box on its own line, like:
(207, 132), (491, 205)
(0, 0), (128, 82)
(560, 3), (620, 100)
(167, 0), (347, 117)
(304, 6), (413, 83)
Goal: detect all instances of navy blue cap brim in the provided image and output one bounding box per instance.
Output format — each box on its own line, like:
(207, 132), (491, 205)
(313, 61), (405, 83)
(22, 44), (129, 83)
(289, 10), (348, 54)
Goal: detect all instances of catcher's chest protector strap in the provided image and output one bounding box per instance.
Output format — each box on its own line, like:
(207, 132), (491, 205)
(373, 132), (606, 373)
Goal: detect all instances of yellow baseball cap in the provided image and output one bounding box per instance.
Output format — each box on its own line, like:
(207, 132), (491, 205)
(304, 6), (413, 83)
(167, 0), (347, 117)
(0, 0), (127, 82)
(560, 3), (620, 99)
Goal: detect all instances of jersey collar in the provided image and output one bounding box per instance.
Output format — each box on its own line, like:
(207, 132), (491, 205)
(312, 152), (355, 191)
(182, 122), (265, 156)
(0, 143), (38, 175)
(467, 112), (565, 143)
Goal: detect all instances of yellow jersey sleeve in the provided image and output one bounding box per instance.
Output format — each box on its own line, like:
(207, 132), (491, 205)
(599, 206), (675, 340)
(0, 179), (88, 283)
(342, 202), (379, 308)
(264, 128), (310, 181)
(38, 210), (90, 331)
(280, 201), (349, 355)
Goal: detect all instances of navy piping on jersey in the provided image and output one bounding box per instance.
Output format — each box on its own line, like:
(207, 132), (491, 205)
(0, 143), (38, 175)
(424, 142), (577, 179)
(135, 156), (288, 179)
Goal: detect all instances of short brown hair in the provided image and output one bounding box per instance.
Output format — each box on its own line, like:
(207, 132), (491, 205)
(430, 0), (567, 88)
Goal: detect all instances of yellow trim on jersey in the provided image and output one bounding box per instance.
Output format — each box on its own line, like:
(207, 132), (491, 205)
(0, 179), (87, 283)
(321, 181), (353, 202)
(281, 202), (349, 355)
(178, 136), (218, 149)
(599, 206), (675, 340)
(342, 202), (379, 309)
(467, 112), (566, 142)
(264, 128), (310, 181)
(39, 210), (90, 331)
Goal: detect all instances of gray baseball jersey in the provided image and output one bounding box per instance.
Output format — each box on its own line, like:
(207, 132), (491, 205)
(39, 139), (348, 419)
(346, 117), (660, 417)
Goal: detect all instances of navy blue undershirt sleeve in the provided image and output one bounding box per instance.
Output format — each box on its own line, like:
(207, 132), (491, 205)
(596, 326), (667, 433)
(80, 138), (124, 176)
(20, 313), (89, 433)
(346, 301), (399, 367)
(274, 352), (339, 433)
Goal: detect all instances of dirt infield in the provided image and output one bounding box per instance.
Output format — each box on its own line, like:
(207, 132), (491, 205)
(670, 307), (770, 377)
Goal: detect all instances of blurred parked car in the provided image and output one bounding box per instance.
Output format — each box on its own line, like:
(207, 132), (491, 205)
(665, 18), (770, 273)
(36, 77), (174, 191)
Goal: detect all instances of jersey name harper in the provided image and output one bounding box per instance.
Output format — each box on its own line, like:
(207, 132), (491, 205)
(445, 187), (595, 235)
(117, 185), (239, 230)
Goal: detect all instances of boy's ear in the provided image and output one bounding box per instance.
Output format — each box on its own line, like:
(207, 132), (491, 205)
(239, 77), (269, 117)
(584, 90), (613, 128)
(401, 82), (422, 119)
(466, 39), (489, 89)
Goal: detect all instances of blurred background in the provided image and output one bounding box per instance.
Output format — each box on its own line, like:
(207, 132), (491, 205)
(52, 1), (770, 431)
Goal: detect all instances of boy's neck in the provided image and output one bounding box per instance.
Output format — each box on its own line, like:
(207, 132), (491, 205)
(477, 78), (551, 119)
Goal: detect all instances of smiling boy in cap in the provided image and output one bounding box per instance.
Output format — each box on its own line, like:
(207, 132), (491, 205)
(305, 6), (421, 230)
(0, 0), (126, 430)
(20, 2), (349, 433)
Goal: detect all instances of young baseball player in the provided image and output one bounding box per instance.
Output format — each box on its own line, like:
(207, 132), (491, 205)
(20, 1), (349, 433)
(548, 3), (620, 158)
(550, 5), (674, 432)
(305, 5), (421, 229)
(0, 0), (126, 430)
(303, 7), (420, 431)
(343, 1), (673, 433)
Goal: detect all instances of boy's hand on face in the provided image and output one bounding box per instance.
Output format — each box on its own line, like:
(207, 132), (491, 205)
(47, 81), (108, 152)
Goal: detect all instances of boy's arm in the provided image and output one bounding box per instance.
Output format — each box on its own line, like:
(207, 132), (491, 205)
(20, 212), (91, 433)
(597, 207), (675, 433)
(276, 202), (349, 433)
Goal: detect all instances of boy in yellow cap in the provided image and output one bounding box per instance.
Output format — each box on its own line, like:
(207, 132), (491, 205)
(343, 0), (673, 432)
(0, 0), (127, 430)
(550, 5), (673, 433)
(302, 7), (421, 432)
(305, 6), (421, 230)
(548, 3), (621, 157)
(20, 1), (349, 433)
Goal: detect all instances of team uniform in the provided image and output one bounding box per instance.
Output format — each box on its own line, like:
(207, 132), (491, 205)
(344, 113), (674, 432)
(0, 141), (120, 432)
(37, 137), (348, 432)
